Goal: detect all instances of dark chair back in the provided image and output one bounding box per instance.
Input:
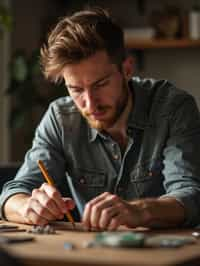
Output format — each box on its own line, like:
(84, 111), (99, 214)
(0, 163), (20, 193)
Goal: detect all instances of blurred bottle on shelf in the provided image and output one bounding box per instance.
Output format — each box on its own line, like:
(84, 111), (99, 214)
(189, 1), (200, 39)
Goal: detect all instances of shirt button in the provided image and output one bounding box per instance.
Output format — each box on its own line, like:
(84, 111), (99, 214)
(79, 178), (85, 184)
(113, 154), (119, 160)
(111, 143), (116, 150)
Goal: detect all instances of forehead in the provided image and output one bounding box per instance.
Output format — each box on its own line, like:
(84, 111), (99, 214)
(62, 51), (117, 85)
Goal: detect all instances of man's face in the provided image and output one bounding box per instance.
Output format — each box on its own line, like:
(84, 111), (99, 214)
(62, 51), (130, 131)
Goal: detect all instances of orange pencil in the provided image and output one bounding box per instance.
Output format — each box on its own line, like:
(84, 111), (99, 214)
(37, 160), (75, 228)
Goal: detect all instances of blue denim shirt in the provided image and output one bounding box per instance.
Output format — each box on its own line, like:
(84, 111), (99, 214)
(1, 77), (200, 226)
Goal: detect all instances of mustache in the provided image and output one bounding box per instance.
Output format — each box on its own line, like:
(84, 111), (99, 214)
(83, 106), (110, 116)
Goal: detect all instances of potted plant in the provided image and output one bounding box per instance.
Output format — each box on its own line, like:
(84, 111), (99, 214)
(6, 49), (66, 155)
(1, 4), (65, 160)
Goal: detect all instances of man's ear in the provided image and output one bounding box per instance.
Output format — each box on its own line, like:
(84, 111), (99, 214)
(122, 54), (135, 80)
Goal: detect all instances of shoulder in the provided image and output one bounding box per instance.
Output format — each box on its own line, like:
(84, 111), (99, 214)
(37, 96), (83, 134)
(131, 77), (196, 116)
(46, 96), (83, 122)
(48, 96), (78, 115)
(132, 76), (189, 99)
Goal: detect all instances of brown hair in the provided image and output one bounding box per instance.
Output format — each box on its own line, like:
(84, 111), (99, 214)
(40, 7), (125, 83)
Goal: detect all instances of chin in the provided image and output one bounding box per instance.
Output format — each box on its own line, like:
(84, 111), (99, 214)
(88, 117), (117, 131)
(88, 120), (107, 131)
(83, 110), (118, 131)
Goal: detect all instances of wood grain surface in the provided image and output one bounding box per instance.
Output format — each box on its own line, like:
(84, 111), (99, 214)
(0, 221), (200, 266)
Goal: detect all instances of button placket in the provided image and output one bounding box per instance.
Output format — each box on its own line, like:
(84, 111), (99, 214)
(113, 138), (134, 194)
(111, 142), (121, 161)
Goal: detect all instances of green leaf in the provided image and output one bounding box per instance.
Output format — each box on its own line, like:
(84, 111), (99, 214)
(11, 54), (28, 82)
(0, 5), (13, 31)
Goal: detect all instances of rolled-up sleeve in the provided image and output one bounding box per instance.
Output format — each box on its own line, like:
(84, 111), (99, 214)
(162, 95), (200, 226)
(0, 101), (66, 219)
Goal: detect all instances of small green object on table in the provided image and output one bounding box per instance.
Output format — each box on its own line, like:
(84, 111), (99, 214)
(94, 232), (145, 248)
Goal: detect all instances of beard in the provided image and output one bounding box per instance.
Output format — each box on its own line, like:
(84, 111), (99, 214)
(81, 77), (129, 131)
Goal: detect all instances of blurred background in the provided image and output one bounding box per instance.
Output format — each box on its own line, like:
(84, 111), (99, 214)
(0, 0), (200, 164)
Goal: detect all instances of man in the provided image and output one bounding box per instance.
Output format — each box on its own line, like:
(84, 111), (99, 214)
(1, 7), (200, 230)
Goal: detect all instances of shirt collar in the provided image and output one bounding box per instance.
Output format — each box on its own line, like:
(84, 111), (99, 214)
(88, 127), (109, 142)
(88, 127), (98, 142)
(127, 78), (151, 130)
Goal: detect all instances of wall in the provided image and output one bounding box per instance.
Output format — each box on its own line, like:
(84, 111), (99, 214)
(9, 0), (66, 161)
(0, 0), (11, 162)
(142, 49), (200, 107)
(2, 0), (200, 161)
(65, 0), (200, 106)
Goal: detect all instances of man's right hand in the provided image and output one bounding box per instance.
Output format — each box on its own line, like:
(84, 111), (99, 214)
(4, 183), (75, 225)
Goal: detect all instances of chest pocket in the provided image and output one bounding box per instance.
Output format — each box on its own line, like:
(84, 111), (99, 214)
(129, 160), (165, 198)
(69, 168), (107, 201)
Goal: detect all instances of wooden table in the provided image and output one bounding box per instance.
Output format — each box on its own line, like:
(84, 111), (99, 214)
(1, 221), (200, 266)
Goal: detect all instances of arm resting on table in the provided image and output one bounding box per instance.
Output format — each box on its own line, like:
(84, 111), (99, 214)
(130, 196), (185, 228)
(3, 193), (31, 224)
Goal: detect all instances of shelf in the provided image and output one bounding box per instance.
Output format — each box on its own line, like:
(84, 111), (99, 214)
(125, 38), (200, 49)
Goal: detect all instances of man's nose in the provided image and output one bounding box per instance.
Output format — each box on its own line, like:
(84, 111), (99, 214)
(84, 90), (97, 111)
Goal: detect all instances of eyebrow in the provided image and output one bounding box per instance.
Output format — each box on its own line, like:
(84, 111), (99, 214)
(66, 72), (112, 90)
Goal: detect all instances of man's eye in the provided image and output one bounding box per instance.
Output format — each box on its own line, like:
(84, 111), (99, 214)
(96, 80), (109, 87)
(71, 88), (83, 94)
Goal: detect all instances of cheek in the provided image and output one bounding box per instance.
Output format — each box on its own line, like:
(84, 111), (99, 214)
(109, 85), (123, 102)
(74, 97), (84, 109)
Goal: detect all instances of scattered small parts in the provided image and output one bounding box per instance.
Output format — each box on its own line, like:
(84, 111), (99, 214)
(27, 225), (56, 234)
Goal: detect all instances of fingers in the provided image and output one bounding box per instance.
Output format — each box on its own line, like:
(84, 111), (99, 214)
(63, 197), (76, 210)
(82, 192), (123, 230)
(82, 192), (111, 228)
(33, 189), (62, 218)
(107, 214), (123, 231)
(99, 205), (119, 229)
(23, 183), (73, 225)
(24, 196), (56, 225)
